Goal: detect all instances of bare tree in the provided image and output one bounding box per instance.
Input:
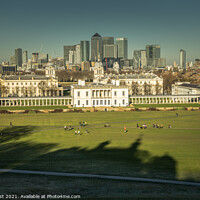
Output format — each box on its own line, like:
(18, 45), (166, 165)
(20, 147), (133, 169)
(131, 82), (139, 95)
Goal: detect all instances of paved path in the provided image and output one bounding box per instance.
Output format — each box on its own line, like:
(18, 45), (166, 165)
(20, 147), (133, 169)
(0, 169), (200, 187)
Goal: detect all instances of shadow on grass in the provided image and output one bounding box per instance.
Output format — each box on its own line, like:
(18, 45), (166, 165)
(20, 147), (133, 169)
(10, 136), (176, 180)
(0, 129), (176, 180)
(0, 126), (36, 143)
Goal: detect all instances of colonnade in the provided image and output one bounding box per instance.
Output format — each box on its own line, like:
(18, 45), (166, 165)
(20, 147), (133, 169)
(0, 97), (72, 107)
(92, 89), (111, 98)
(130, 95), (200, 104)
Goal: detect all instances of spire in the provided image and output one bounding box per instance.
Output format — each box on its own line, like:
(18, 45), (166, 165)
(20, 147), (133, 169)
(92, 33), (101, 37)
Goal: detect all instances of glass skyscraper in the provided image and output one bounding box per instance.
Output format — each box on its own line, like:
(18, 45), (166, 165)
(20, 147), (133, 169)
(15, 48), (22, 67)
(146, 45), (160, 67)
(91, 33), (102, 62)
(80, 41), (90, 62)
(180, 49), (186, 70)
(116, 38), (128, 59)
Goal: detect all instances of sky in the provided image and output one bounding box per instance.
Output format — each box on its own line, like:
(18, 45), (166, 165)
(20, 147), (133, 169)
(0, 0), (200, 64)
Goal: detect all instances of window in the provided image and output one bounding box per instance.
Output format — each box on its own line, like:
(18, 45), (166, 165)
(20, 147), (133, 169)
(115, 100), (117, 105)
(104, 100), (106, 105)
(21, 83), (23, 85)
(122, 91), (125, 96)
(96, 100), (99, 105)
(86, 91), (88, 97)
(108, 100), (110, 105)
(78, 100), (80, 106)
(77, 91), (80, 97)
(123, 99), (125, 105)
(12, 83), (14, 85)
(86, 100), (88, 106)
(100, 100), (103, 105)
(114, 91), (117, 96)
(8, 83), (9, 85)
(93, 100), (95, 105)
(16, 83), (18, 85)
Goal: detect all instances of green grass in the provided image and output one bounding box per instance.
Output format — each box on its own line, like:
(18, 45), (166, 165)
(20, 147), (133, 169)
(0, 111), (200, 197)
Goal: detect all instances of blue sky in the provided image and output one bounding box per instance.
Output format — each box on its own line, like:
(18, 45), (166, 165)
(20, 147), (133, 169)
(0, 0), (200, 64)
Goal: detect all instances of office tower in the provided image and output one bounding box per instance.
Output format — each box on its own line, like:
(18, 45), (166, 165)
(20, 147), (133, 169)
(75, 44), (81, 64)
(133, 50), (141, 68)
(141, 50), (147, 68)
(10, 55), (15, 65)
(180, 49), (186, 70)
(15, 48), (22, 67)
(103, 44), (118, 58)
(91, 33), (103, 62)
(80, 41), (90, 62)
(69, 50), (74, 65)
(64, 45), (76, 65)
(116, 38), (128, 59)
(39, 53), (48, 63)
(102, 37), (114, 46)
(23, 51), (28, 64)
(32, 53), (39, 63)
(146, 45), (160, 67)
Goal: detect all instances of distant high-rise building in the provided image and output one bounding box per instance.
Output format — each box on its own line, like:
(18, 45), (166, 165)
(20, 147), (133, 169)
(15, 48), (22, 67)
(64, 45), (76, 65)
(39, 53), (48, 63)
(146, 45), (160, 67)
(102, 37), (114, 46)
(103, 44), (117, 58)
(91, 33), (103, 62)
(141, 50), (147, 68)
(180, 49), (186, 70)
(32, 53), (39, 63)
(133, 50), (141, 68)
(80, 41), (90, 62)
(10, 55), (15, 65)
(23, 51), (28, 64)
(116, 38), (128, 59)
(75, 44), (81, 64)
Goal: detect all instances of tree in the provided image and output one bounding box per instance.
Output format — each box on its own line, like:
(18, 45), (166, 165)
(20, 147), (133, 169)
(131, 82), (139, 95)
(155, 80), (162, 95)
(143, 81), (152, 95)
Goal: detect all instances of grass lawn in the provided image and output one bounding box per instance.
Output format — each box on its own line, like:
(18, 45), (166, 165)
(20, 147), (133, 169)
(0, 111), (200, 198)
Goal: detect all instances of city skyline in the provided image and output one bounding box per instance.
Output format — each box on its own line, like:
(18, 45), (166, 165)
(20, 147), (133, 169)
(0, 0), (200, 64)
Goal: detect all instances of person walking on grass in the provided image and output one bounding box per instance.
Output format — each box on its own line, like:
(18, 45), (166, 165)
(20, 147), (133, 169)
(124, 126), (127, 133)
(75, 130), (77, 135)
(176, 113), (178, 117)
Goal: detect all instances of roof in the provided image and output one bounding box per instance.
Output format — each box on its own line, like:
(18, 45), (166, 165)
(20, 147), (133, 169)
(180, 83), (200, 89)
(1, 75), (54, 81)
(92, 33), (101, 37)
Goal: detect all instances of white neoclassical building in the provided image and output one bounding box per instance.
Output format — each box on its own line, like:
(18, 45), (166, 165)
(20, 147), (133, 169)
(92, 62), (163, 95)
(71, 80), (129, 107)
(172, 82), (200, 95)
(0, 67), (63, 97)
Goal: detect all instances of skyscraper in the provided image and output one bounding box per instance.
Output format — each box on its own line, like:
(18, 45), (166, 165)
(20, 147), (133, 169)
(91, 33), (103, 62)
(80, 41), (90, 62)
(103, 44), (118, 58)
(32, 53), (39, 63)
(75, 44), (81, 64)
(23, 51), (28, 64)
(146, 45), (160, 67)
(102, 37), (114, 46)
(116, 38), (128, 59)
(180, 49), (186, 70)
(15, 48), (22, 67)
(64, 45), (76, 65)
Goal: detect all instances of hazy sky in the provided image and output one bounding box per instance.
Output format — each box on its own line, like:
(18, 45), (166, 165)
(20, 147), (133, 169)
(0, 0), (200, 64)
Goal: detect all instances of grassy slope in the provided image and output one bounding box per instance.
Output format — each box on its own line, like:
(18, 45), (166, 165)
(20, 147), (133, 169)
(0, 111), (200, 182)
